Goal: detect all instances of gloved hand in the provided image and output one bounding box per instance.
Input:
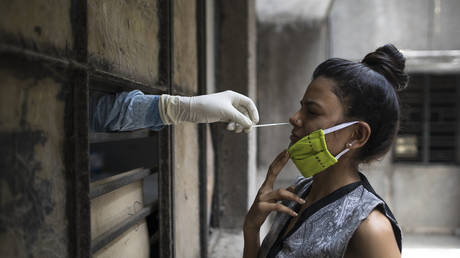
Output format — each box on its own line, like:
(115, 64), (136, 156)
(159, 90), (259, 133)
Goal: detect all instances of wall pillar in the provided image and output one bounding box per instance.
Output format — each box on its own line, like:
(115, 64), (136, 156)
(212, 0), (257, 229)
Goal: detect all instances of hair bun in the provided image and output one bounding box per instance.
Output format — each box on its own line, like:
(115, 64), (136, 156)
(361, 44), (409, 91)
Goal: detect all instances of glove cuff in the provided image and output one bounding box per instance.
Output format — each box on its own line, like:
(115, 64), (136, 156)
(159, 94), (174, 124)
(159, 94), (191, 124)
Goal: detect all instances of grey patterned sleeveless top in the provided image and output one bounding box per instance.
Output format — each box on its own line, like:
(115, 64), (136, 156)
(259, 173), (402, 258)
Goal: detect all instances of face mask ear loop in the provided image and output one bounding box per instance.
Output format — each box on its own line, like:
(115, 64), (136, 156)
(323, 121), (359, 135)
(335, 148), (350, 160)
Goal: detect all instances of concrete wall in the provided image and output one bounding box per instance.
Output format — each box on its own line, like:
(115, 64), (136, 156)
(88, 0), (160, 85)
(0, 0), (73, 54)
(172, 0), (201, 257)
(212, 0), (258, 229)
(393, 165), (460, 233)
(0, 66), (71, 258)
(0, 1), (76, 257)
(330, 0), (460, 59)
(256, 0), (332, 186)
(256, 0), (333, 238)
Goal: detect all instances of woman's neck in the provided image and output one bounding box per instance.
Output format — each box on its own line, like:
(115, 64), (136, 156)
(308, 161), (361, 204)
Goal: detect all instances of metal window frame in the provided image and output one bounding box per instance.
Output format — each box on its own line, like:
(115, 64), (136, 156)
(394, 74), (433, 164)
(457, 75), (460, 165)
(422, 74), (431, 164)
(157, 1), (175, 258)
(395, 73), (459, 164)
(197, 0), (209, 257)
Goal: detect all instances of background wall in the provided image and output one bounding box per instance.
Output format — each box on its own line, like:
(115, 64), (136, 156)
(0, 62), (71, 258)
(172, 0), (201, 257)
(211, 0), (258, 230)
(330, 0), (460, 59)
(256, 0), (333, 186)
(0, 1), (81, 257)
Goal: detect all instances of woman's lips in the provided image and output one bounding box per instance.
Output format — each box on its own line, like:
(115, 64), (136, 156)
(290, 133), (300, 142)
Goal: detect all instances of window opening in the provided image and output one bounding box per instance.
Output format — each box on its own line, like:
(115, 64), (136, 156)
(394, 74), (459, 164)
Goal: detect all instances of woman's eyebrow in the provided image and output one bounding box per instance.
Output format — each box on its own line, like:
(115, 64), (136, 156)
(301, 100), (324, 109)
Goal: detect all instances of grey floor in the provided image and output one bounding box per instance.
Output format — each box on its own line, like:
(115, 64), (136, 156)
(402, 234), (460, 258)
(208, 229), (244, 258)
(208, 230), (460, 258)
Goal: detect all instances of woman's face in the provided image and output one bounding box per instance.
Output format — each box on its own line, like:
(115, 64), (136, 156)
(289, 76), (352, 156)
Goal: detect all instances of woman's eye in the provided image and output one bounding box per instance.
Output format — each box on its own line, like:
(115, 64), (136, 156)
(308, 110), (318, 116)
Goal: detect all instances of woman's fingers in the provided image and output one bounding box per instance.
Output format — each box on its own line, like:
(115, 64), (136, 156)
(286, 186), (295, 193)
(258, 202), (298, 217)
(262, 150), (290, 189)
(259, 189), (305, 205)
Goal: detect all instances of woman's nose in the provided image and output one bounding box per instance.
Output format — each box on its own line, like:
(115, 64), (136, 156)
(289, 112), (303, 127)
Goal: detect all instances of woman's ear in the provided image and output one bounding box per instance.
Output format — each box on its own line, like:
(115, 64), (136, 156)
(348, 121), (371, 149)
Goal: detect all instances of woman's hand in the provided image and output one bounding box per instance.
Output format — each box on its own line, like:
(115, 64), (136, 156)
(244, 150), (306, 231)
(243, 150), (305, 258)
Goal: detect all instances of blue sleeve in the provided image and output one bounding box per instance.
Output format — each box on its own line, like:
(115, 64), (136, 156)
(91, 90), (165, 132)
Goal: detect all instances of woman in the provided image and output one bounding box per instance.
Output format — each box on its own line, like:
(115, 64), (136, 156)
(244, 44), (406, 258)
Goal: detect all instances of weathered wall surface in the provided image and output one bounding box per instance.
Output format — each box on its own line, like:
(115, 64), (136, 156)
(173, 123), (200, 258)
(256, 0), (333, 239)
(172, 0), (200, 257)
(88, 0), (160, 86)
(330, 0), (460, 59)
(360, 153), (460, 235)
(0, 65), (70, 258)
(0, 0), (73, 54)
(0, 1), (76, 256)
(173, 0), (198, 93)
(393, 165), (460, 233)
(256, 0), (332, 185)
(257, 24), (329, 184)
(213, 0), (258, 229)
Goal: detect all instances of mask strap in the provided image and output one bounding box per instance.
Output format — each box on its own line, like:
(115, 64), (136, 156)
(323, 121), (359, 135)
(335, 148), (350, 160)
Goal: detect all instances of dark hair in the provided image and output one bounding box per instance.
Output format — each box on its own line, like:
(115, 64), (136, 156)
(312, 44), (409, 163)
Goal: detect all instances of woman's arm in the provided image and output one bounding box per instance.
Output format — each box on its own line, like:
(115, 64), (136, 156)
(243, 226), (260, 258)
(345, 209), (401, 258)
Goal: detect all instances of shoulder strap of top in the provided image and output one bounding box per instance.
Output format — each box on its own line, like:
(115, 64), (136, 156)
(359, 172), (402, 252)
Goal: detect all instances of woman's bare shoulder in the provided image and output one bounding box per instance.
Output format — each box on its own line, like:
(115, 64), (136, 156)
(345, 209), (400, 258)
(358, 209), (394, 235)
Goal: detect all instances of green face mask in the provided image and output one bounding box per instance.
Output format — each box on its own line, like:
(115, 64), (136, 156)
(288, 121), (358, 178)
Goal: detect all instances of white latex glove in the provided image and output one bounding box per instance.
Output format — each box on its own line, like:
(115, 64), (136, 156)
(159, 90), (259, 133)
